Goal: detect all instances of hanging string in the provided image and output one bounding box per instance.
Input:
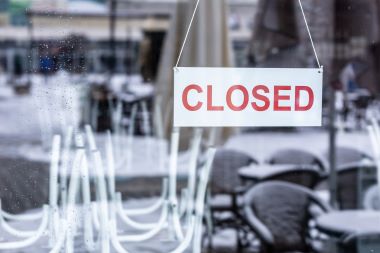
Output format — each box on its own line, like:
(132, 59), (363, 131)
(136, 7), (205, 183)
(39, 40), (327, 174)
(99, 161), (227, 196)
(175, 0), (321, 69)
(298, 0), (322, 69)
(175, 0), (201, 69)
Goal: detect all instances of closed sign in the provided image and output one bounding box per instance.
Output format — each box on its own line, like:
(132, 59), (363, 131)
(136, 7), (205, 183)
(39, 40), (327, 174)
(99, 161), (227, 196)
(174, 67), (323, 127)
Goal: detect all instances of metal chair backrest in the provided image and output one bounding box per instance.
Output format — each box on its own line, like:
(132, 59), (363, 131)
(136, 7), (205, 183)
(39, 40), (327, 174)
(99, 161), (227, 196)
(268, 148), (326, 173)
(341, 231), (380, 253)
(244, 181), (330, 252)
(334, 146), (372, 167)
(265, 166), (322, 189)
(337, 162), (377, 210)
(210, 149), (257, 195)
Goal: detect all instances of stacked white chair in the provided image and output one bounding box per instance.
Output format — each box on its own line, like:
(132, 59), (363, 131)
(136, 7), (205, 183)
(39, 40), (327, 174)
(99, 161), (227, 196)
(0, 123), (215, 253)
(368, 117), (380, 194)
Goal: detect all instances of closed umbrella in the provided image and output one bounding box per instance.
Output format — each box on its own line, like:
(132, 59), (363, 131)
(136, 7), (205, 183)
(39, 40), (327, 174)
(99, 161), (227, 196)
(156, 0), (234, 147)
(250, 0), (334, 70)
(250, 0), (337, 204)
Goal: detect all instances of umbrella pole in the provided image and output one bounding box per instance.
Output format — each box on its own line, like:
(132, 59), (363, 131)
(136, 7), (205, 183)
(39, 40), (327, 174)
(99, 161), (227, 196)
(109, 0), (117, 75)
(328, 87), (337, 207)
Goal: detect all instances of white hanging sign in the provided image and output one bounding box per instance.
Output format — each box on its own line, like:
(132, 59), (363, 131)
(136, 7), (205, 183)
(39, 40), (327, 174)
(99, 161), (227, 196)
(174, 67), (323, 127)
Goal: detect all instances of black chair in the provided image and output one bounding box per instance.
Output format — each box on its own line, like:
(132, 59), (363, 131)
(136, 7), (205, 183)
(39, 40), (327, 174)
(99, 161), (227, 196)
(244, 181), (331, 253)
(329, 146), (372, 167)
(208, 149), (258, 250)
(267, 149), (326, 173)
(264, 166), (323, 189)
(337, 162), (377, 210)
(339, 231), (380, 253)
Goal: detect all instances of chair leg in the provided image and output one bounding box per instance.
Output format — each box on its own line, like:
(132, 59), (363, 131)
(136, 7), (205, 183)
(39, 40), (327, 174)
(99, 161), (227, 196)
(236, 211), (260, 251)
(91, 99), (99, 131)
(205, 207), (214, 252)
(236, 225), (244, 252)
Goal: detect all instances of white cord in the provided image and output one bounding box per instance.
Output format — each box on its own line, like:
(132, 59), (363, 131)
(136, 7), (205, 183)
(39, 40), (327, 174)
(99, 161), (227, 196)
(175, 0), (320, 70)
(175, 0), (201, 69)
(298, 0), (321, 69)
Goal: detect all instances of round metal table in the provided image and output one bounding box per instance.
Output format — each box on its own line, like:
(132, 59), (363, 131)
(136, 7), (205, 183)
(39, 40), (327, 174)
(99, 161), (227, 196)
(238, 164), (318, 181)
(316, 210), (380, 237)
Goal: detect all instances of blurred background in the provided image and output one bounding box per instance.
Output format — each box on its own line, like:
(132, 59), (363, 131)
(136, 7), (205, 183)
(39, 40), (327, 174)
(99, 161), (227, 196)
(1, 0), (380, 252)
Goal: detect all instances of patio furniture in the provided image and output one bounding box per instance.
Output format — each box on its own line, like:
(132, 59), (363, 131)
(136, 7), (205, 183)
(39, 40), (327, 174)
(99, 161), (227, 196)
(336, 162), (377, 210)
(339, 231), (380, 253)
(330, 146), (372, 167)
(239, 164), (323, 189)
(267, 149), (326, 173)
(244, 181), (331, 253)
(208, 149), (258, 251)
(316, 210), (380, 253)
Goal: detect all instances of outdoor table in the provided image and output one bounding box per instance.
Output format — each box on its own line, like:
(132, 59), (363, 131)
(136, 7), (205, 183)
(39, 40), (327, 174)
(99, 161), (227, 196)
(238, 164), (318, 182)
(316, 210), (380, 237)
(316, 211), (380, 253)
